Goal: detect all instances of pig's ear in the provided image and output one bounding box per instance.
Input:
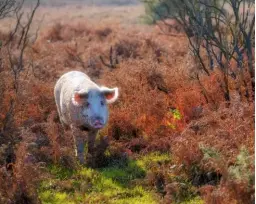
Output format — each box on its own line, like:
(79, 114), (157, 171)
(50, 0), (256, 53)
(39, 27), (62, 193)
(72, 89), (88, 106)
(101, 86), (119, 104)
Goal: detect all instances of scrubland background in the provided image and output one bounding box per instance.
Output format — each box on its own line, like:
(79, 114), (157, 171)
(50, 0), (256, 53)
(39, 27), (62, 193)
(0, 0), (254, 203)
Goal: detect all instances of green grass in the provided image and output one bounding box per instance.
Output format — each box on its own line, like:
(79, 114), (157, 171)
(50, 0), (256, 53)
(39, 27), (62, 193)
(38, 152), (203, 204)
(181, 196), (204, 204)
(38, 152), (169, 204)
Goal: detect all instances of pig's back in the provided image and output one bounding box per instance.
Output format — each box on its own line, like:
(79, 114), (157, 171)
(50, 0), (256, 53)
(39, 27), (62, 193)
(54, 71), (98, 126)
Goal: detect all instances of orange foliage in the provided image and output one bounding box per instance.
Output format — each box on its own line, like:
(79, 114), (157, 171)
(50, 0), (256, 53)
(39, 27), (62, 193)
(0, 8), (254, 203)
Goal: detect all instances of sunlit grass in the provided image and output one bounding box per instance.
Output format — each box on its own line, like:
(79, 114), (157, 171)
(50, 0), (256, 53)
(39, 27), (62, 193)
(39, 191), (75, 204)
(38, 152), (171, 204)
(38, 152), (205, 203)
(181, 196), (204, 204)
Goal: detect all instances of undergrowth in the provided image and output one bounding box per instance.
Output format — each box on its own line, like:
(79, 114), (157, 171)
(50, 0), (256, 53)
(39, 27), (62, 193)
(38, 152), (172, 204)
(0, 4), (254, 204)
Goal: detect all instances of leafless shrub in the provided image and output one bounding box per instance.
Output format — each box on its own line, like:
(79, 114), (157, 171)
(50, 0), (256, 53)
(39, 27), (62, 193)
(95, 27), (112, 39)
(144, 0), (255, 102)
(1, 0), (40, 131)
(100, 46), (119, 69)
(0, 0), (17, 20)
(65, 42), (86, 69)
(0, 0), (41, 202)
(43, 22), (90, 42)
(115, 38), (140, 59)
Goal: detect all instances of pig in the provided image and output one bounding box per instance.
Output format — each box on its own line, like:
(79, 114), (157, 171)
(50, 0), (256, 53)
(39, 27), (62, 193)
(54, 71), (119, 165)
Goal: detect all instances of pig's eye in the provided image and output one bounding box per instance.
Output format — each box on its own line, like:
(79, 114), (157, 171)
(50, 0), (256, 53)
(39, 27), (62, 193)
(100, 101), (105, 106)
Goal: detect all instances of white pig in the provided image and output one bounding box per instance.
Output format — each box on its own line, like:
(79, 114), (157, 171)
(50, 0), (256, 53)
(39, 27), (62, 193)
(54, 71), (118, 165)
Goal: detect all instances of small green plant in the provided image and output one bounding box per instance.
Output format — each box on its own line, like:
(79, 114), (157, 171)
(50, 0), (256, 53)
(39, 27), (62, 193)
(200, 145), (254, 185)
(199, 145), (227, 176)
(172, 109), (182, 120)
(228, 146), (254, 185)
(165, 108), (182, 130)
(48, 164), (75, 180)
(180, 196), (204, 204)
(200, 145), (221, 161)
(143, 0), (176, 24)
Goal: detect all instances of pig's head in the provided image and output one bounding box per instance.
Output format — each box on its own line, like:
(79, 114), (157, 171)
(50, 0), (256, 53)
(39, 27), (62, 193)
(72, 86), (119, 129)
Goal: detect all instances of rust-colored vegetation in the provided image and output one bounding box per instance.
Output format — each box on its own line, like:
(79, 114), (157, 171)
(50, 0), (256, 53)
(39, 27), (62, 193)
(0, 1), (254, 203)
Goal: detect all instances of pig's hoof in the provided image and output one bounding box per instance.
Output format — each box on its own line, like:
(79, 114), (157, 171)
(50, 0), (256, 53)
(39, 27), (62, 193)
(86, 153), (96, 168)
(77, 156), (85, 165)
(101, 136), (109, 146)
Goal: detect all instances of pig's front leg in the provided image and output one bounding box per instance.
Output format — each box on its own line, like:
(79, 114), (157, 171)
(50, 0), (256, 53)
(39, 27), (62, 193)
(96, 136), (109, 156)
(86, 130), (98, 167)
(71, 125), (87, 164)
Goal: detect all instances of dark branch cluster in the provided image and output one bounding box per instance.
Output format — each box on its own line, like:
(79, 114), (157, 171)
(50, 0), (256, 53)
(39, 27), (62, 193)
(144, 0), (255, 102)
(0, 0), (40, 130)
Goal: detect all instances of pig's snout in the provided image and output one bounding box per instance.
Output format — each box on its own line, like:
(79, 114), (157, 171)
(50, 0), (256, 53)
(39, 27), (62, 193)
(92, 117), (104, 129)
